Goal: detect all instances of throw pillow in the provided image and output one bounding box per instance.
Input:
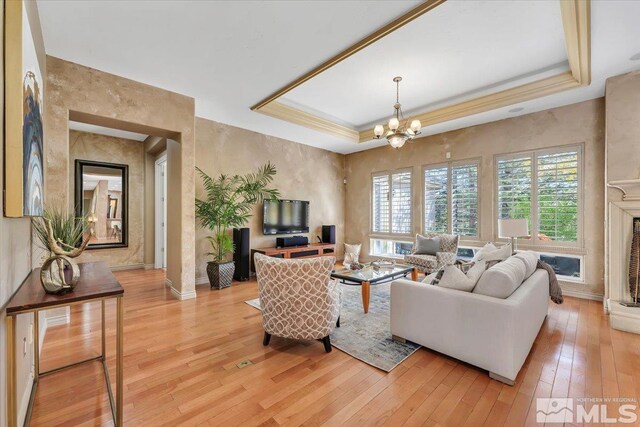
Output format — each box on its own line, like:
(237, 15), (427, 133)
(414, 234), (440, 255)
(434, 265), (477, 292)
(478, 243), (512, 263)
(471, 243), (498, 262)
(344, 243), (361, 266)
(473, 256), (527, 299)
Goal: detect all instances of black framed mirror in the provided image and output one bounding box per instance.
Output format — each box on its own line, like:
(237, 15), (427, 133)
(75, 160), (128, 249)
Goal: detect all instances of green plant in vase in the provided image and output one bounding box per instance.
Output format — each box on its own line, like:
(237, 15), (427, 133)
(32, 206), (90, 294)
(195, 163), (279, 289)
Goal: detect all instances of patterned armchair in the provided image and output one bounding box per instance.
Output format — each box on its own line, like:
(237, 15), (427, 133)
(404, 233), (460, 274)
(254, 253), (342, 353)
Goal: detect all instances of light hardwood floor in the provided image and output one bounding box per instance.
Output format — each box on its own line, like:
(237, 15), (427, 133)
(30, 269), (640, 426)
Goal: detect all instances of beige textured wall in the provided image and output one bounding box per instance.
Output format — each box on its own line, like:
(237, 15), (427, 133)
(345, 99), (605, 297)
(194, 117), (345, 283)
(605, 71), (640, 195)
(45, 56), (196, 296)
(68, 130), (145, 268)
(1, 2), (45, 425)
(604, 71), (640, 302)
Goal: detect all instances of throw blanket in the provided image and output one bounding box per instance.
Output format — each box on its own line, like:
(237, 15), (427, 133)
(537, 260), (563, 304)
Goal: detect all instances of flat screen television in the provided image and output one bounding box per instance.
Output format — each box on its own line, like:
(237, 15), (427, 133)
(263, 199), (310, 235)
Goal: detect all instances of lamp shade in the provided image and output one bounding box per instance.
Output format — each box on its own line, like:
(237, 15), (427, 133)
(498, 218), (529, 238)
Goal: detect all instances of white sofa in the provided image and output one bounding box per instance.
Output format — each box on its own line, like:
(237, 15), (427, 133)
(390, 268), (549, 385)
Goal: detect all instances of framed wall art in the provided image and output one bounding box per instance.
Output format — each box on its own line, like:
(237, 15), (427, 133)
(4, 0), (45, 217)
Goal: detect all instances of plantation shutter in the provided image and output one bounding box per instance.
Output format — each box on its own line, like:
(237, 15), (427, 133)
(497, 156), (532, 228)
(451, 163), (478, 237)
(537, 150), (579, 242)
(372, 174), (390, 233)
(424, 167), (448, 233)
(391, 171), (412, 234)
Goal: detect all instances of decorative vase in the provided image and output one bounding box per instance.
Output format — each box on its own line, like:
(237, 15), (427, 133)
(207, 261), (235, 290)
(40, 255), (80, 294)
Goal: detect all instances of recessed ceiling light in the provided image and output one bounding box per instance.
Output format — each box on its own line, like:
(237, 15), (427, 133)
(508, 107), (524, 113)
(630, 52), (640, 61)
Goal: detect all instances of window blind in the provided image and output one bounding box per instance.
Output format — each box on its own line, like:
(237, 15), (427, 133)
(372, 175), (390, 233)
(537, 151), (578, 242)
(451, 163), (478, 237)
(424, 167), (448, 233)
(497, 156), (532, 225)
(391, 171), (412, 234)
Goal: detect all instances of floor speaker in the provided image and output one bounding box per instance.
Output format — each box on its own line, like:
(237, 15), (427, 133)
(322, 225), (336, 244)
(233, 228), (250, 281)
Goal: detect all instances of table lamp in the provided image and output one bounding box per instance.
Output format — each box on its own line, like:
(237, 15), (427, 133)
(498, 218), (529, 253)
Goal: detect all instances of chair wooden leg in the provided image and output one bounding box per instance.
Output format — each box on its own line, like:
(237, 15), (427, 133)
(263, 332), (271, 346)
(336, 316), (340, 328)
(322, 336), (332, 353)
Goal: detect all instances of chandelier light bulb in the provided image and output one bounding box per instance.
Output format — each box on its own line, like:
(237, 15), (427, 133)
(389, 135), (406, 148)
(388, 117), (400, 131)
(410, 119), (422, 132)
(374, 125), (384, 138)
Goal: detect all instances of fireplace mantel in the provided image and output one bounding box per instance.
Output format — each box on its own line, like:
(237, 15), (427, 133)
(608, 200), (640, 333)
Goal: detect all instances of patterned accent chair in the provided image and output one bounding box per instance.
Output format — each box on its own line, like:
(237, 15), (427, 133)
(254, 253), (342, 352)
(404, 233), (460, 274)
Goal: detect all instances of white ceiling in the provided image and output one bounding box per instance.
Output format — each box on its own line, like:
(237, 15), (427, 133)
(69, 121), (148, 141)
(38, 1), (640, 154)
(283, 0), (568, 129)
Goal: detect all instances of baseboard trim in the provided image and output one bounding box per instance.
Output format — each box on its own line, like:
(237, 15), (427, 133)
(196, 276), (209, 286)
(46, 312), (70, 327)
(561, 288), (604, 302)
(170, 286), (197, 301)
(144, 263), (156, 270)
(110, 263), (145, 272)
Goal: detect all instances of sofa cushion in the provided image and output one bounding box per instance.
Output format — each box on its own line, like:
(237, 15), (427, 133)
(415, 235), (440, 255)
(405, 254), (437, 270)
(514, 251), (538, 279)
(473, 256), (527, 299)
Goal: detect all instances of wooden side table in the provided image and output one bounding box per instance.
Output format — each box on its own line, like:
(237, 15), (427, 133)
(4, 262), (124, 426)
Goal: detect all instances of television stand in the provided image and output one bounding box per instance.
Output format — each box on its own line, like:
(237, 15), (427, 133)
(251, 243), (336, 271)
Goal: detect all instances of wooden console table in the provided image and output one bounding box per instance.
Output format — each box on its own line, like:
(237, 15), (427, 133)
(251, 243), (336, 271)
(4, 262), (124, 426)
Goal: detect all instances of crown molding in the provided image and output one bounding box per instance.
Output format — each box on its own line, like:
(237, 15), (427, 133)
(560, 0), (591, 85)
(250, 0), (447, 111)
(252, 0), (591, 146)
(259, 102), (359, 142)
(357, 72), (579, 142)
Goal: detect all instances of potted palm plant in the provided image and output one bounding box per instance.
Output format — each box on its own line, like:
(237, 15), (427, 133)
(195, 163), (279, 289)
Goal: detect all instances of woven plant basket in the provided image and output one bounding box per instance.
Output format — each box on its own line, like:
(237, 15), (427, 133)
(207, 261), (235, 290)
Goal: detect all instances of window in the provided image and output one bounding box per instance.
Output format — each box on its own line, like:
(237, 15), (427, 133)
(370, 238), (413, 258)
(372, 170), (412, 234)
(424, 162), (479, 238)
(496, 147), (581, 245)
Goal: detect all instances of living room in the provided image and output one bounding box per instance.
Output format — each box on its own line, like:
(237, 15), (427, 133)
(2, 0), (640, 426)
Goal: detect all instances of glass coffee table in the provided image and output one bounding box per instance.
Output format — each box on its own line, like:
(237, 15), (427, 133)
(331, 263), (417, 313)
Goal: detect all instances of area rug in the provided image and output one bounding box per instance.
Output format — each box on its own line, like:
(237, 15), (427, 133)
(245, 282), (421, 372)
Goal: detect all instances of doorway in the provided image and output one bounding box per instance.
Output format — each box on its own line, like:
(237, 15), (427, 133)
(155, 154), (167, 269)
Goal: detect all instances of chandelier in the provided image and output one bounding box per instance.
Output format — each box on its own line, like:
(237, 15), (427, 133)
(373, 76), (422, 148)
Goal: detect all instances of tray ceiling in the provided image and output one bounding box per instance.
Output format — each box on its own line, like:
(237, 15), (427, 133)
(281, 0), (569, 129)
(37, 1), (640, 154)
